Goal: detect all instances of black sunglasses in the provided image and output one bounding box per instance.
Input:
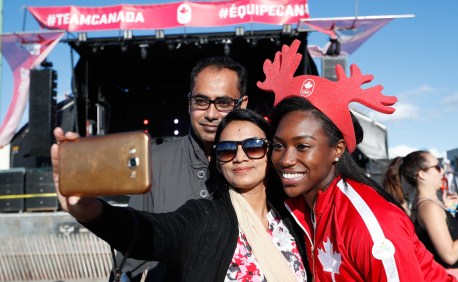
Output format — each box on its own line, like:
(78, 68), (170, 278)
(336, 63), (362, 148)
(213, 138), (270, 162)
(423, 163), (442, 173)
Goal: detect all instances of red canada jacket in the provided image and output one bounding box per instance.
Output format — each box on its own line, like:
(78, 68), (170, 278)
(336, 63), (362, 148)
(285, 176), (456, 282)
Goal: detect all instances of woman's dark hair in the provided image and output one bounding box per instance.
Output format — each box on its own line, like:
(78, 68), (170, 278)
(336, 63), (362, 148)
(383, 151), (429, 188)
(209, 109), (273, 197)
(400, 151), (430, 186)
(382, 157), (406, 205)
(214, 108), (271, 143)
(270, 96), (403, 208)
(190, 56), (248, 97)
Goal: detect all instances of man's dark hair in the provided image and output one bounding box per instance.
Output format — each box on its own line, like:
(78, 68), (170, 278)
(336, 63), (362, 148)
(190, 56), (248, 97)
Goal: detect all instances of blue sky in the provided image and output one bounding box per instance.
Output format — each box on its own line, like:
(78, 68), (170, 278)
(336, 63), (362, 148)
(1, 0), (457, 159)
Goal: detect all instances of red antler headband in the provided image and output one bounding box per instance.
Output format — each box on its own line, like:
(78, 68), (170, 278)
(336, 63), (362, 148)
(257, 39), (398, 152)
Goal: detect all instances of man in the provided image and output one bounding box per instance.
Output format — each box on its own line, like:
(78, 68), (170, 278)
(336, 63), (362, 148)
(112, 56), (249, 281)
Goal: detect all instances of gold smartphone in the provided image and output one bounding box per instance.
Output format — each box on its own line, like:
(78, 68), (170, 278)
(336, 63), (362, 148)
(59, 131), (152, 197)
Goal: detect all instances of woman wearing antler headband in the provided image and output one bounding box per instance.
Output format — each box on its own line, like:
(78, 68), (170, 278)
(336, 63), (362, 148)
(259, 40), (455, 281)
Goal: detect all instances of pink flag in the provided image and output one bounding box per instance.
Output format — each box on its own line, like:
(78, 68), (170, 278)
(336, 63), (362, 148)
(0, 31), (65, 147)
(299, 16), (401, 55)
(28, 0), (309, 32)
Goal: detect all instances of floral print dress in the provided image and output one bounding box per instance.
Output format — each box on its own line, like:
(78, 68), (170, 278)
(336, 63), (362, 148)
(225, 208), (307, 281)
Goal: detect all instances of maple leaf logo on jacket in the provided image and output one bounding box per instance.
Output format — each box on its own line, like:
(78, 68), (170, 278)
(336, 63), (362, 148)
(318, 238), (342, 282)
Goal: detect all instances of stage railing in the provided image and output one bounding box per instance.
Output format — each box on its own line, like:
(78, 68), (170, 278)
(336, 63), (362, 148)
(0, 212), (112, 281)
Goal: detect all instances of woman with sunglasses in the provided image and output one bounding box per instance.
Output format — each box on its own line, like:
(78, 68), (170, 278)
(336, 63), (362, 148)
(52, 109), (309, 281)
(383, 151), (458, 277)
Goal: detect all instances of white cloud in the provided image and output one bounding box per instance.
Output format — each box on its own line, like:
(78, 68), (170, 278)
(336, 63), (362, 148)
(429, 148), (445, 158)
(399, 85), (438, 97)
(442, 92), (458, 103)
(441, 92), (458, 111)
(388, 144), (417, 159)
(369, 102), (418, 122)
(351, 85), (441, 123)
(388, 145), (444, 159)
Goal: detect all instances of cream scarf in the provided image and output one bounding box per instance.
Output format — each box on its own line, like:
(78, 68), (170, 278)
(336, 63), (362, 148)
(229, 188), (299, 282)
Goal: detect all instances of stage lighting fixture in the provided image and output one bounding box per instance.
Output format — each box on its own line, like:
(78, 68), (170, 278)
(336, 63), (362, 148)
(282, 24), (293, 35)
(224, 43), (230, 56)
(139, 44), (149, 60)
(199, 37), (208, 45)
(155, 30), (165, 39)
(77, 33), (87, 42)
(250, 39), (257, 47)
(325, 38), (341, 56)
(235, 26), (245, 36)
(123, 30), (133, 40)
(194, 41), (202, 49)
(40, 60), (53, 68)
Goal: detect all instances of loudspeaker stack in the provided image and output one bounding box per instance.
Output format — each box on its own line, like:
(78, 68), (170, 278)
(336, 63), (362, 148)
(28, 69), (58, 157)
(25, 170), (58, 211)
(0, 168), (26, 212)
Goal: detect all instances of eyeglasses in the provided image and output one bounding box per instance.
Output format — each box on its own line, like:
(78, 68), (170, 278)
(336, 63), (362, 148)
(423, 163), (442, 173)
(213, 138), (270, 162)
(188, 94), (243, 112)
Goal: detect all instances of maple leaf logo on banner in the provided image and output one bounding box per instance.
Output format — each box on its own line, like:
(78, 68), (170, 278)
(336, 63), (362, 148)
(318, 238), (342, 282)
(177, 3), (192, 25)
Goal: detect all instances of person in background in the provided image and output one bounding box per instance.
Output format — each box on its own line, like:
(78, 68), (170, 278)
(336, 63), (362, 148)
(51, 109), (309, 282)
(444, 159), (458, 194)
(257, 39), (455, 281)
(382, 157), (410, 213)
(113, 56), (249, 281)
(385, 150), (458, 277)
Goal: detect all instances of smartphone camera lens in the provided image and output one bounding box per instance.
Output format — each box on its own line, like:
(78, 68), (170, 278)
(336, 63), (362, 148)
(128, 157), (139, 168)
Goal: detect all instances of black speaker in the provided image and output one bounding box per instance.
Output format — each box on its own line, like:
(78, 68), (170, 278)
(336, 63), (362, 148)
(0, 168), (25, 212)
(29, 69), (58, 157)
(25, 170), (58, 211)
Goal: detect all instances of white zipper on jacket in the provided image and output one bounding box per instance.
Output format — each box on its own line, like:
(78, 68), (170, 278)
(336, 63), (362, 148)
(284, 202), (315, 281)
(311, 204), (317, 281)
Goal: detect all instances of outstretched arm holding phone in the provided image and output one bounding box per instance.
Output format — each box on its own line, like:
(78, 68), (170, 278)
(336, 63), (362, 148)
(51, 127), (102, 223)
